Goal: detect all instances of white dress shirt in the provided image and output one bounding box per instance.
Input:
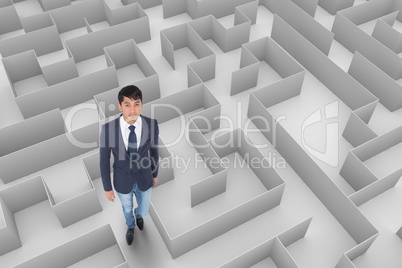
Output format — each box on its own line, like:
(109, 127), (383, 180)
(120, 115), (142, 151)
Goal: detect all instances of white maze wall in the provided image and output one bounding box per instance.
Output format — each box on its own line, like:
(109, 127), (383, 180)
(1, 0), (402, 267)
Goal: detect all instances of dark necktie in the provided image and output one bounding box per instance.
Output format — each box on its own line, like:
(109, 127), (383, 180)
(128, 125), (138, 155)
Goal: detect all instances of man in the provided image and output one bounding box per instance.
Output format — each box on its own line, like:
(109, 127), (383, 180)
(99, 85), (159, 245)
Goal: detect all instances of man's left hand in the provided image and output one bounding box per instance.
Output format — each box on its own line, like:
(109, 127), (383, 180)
(153, 177), (158, 188)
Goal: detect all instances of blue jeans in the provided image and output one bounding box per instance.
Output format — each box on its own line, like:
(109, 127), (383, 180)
(116, 183), (152, 229)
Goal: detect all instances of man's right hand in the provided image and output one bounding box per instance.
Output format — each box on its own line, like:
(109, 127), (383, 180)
(105, 190), (115, 202)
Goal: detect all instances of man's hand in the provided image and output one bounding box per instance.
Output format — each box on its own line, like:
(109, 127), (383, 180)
(152, 177), (158, 188)
(105, 190), (115, 202)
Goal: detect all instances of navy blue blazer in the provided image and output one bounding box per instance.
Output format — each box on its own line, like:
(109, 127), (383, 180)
(99, 114), (159, 193)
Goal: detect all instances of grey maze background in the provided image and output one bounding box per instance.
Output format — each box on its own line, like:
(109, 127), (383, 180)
(1, 0), (402, 267)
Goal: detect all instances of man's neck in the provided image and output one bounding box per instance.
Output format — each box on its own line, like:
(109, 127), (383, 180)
(123, 114), (140, 125)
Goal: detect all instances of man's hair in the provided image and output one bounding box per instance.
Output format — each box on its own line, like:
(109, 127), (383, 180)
(118, 85), (142, 104)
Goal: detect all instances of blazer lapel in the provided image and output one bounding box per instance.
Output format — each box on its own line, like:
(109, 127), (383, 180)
(138, 115), (149, 156)
(114, 115), (128, 160)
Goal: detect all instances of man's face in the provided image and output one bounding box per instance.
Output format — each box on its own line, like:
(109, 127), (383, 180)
(117, 96), (143, 124)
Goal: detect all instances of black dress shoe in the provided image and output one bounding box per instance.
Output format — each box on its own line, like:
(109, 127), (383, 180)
(136, 218), (144, 230)
(126, 228), (134, 245)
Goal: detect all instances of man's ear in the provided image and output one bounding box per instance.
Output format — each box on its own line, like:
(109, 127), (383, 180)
(117, 103), (122, 111)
